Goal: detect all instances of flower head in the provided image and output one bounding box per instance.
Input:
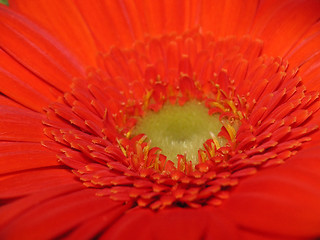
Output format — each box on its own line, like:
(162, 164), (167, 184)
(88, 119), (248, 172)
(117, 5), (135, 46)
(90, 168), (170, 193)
(1, 1), (320, 239)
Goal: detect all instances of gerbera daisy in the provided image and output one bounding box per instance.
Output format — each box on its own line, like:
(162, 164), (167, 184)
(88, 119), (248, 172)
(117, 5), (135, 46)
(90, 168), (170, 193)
(1, 0), (320, 239)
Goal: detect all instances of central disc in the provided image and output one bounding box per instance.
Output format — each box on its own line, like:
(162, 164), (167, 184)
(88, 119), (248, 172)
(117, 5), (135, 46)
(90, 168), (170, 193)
(133, 101), (223, 165)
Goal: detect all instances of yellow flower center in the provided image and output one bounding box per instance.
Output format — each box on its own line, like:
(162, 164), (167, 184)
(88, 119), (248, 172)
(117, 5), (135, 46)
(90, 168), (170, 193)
(133, 101), (226, 165)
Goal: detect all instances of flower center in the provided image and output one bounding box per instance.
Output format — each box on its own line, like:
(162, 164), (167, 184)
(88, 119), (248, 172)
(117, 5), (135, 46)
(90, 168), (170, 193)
(133, 101), (225, 165)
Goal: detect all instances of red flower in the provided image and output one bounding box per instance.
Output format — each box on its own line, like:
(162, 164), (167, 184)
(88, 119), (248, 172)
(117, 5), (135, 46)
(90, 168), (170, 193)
(1, 0), (320, 239)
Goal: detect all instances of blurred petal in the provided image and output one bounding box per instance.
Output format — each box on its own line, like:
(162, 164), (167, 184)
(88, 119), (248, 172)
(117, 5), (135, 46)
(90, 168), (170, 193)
(100, 208), (153, 240)
(0, 106), (46, 142)
(0, 169), (77, 198)
(0, 142), (60, 174)
(0, 183), (83, 228)
(223, 145), (320, 237)
(251, 0), (320, 57)
(102, 207), (238, 240)
(0, 5), (85, 92)
(9, 0), (99, 68)
(0, 189), (125, 239)
(199, 0), (260, 36)
(0, 49), (59, 112)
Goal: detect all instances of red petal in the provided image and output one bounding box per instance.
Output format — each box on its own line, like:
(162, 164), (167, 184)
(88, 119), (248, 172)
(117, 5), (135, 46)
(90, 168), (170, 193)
(286, 21), (320, 67)
(0, 5), (84, 92)
(0, 94), (24, 109)
(251, 0), (320, 58)
(74, 0), (138, 51)
(0, 106), (46, 142)
(0, 49), (58, 112)
(0, 142), (60, 174)
(200, 0), (260, 37)
(67, 203), (131, 240)
(100, 208), (154, 240)
(223, 145), (320, 237)
(0, 182), (83, 228)
(298, 53), (320, 91)
(152, 207), (238, 240)
(238, 228), (304, 240)
(102, 207), (238, 240)
(0, 169), (77, 198)
(0, 189), (123, 240)
(10, 0), (99, 68)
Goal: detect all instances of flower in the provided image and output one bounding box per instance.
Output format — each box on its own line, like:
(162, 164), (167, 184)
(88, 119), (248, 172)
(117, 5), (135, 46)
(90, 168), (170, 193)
(1, 0), (320, 239)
